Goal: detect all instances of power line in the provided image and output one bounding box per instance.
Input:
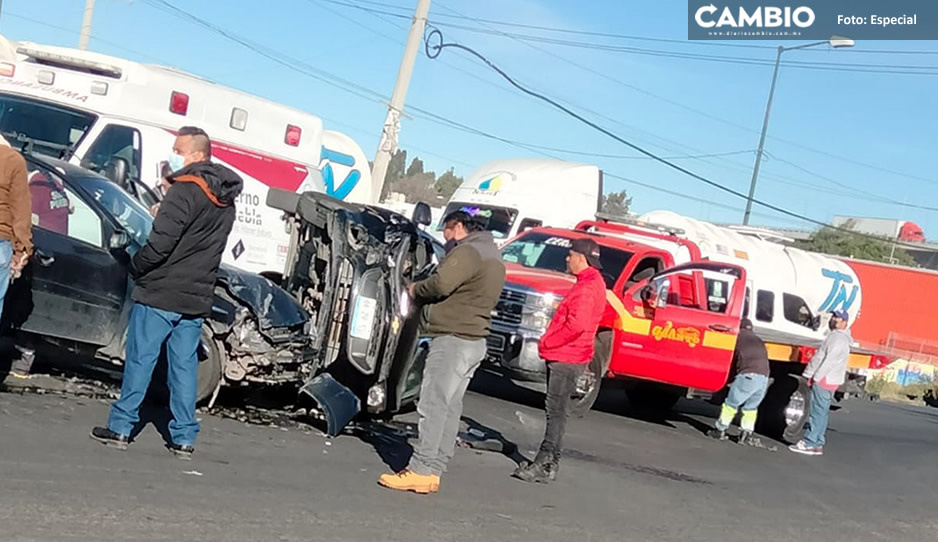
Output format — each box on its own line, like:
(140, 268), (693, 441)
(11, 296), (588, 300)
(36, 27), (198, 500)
(423, 29), (930, 250)
(329, 0), (938, 56)
(434, 23), (938, 75)
(132, 1), (935, 231)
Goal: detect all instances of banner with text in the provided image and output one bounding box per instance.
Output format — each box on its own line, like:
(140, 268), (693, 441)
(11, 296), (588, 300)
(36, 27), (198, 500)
(688, 1), (938, 40)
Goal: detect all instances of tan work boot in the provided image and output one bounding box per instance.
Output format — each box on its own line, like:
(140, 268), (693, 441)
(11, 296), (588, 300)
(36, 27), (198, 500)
(378, 469), (441, 494)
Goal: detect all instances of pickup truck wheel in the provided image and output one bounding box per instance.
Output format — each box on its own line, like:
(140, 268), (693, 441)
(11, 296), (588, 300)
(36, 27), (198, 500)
(757, 375), (811, 443)
(570, 331), (613, 418)
(626, 383), (682, 413)
(146, 324), (224, 406)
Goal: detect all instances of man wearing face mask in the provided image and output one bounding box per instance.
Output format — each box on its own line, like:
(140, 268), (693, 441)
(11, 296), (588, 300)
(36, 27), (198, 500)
(91, 126), (243, 460)
(378, 211), (505, 494)
(789, 309), (852, 457)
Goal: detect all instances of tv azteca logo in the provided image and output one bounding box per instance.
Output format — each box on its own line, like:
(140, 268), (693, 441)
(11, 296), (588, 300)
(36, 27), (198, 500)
(694, 4), (816, 29)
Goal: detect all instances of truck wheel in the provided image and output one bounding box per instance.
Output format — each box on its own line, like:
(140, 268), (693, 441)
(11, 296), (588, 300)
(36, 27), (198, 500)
(570, 331), (613, 418)
(626, 383), (682, 414)
(757, 375), (811, 443)
(146, 324), (224, 406)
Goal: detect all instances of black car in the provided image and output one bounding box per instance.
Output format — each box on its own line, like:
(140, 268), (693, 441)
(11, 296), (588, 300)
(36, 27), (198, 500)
(267, 189), (441, 417)
(5, 155), (313, 403)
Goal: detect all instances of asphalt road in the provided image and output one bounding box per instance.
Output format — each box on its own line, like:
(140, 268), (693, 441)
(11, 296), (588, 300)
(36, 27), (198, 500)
(1, 370), (936, 542)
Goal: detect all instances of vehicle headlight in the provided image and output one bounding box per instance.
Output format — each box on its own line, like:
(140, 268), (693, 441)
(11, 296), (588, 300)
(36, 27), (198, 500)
(531, 293), (559, 310)
(399, 290), (411, 317)
(520, 308), (553, 331)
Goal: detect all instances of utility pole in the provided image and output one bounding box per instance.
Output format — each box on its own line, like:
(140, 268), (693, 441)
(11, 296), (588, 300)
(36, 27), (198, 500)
(370, 0), (430, 203)
(78, 0), (96, 51)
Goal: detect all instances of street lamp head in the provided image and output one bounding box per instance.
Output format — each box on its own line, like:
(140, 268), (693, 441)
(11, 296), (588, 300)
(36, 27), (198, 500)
(828, 35), (855, 48)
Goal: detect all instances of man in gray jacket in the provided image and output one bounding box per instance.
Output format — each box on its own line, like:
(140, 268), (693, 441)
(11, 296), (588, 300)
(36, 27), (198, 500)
(790, 309), (852, 457)
(378, 211), (505, 494)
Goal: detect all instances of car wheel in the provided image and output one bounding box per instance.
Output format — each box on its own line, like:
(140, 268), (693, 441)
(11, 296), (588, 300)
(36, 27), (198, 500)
(195, 324), (224, 405)
(146, 324), (224, 406)
(570, 331), (612, 418)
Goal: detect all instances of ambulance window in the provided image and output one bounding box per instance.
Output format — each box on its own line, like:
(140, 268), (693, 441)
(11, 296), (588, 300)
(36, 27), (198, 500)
(81, 125), (142, 181)
(705, 278), (729, 314)
(783, 293), (813, 328)
(756, 290), (774, 323)
(517, 218), (542, 232)
(743, 287), (751, 319)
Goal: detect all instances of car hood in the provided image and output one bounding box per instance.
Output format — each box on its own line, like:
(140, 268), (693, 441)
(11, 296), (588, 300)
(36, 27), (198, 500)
(504, 262), (576, 297)
(216, 265), (308, 330)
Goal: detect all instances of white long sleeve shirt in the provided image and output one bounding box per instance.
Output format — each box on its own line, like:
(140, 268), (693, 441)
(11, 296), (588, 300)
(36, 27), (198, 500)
(803, 329), (852, 388)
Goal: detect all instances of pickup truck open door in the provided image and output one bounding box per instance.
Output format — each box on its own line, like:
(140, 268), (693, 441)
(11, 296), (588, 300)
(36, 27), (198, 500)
(613, 262), (747, 392)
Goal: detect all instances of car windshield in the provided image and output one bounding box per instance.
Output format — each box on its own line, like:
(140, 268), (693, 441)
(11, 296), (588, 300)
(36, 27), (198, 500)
(501, 232), (633, 288)
(0, 93), (96, 157)
(75, 174), (153, 246)
(438, 202), (518, 239)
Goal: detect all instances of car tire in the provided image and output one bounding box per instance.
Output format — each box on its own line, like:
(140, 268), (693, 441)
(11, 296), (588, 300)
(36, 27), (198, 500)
(626, 382), (682, 413)
(570, 331), (613, 418)
(147, 324), (224, 406)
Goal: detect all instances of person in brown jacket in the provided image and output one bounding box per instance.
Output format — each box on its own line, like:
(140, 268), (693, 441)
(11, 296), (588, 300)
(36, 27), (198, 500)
(0, 136), (32, 316)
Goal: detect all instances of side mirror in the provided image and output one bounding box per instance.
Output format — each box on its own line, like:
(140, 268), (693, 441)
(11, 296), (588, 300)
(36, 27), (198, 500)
(109, 231), (132, 250)
(104, 157), (130, 190)
(412, 201), (433, 227)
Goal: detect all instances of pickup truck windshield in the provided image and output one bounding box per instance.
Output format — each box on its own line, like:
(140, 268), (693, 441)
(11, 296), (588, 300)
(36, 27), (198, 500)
(0, 94), (96, 157)
(501, 232), (633, 288)
(439, 202), (518, 239)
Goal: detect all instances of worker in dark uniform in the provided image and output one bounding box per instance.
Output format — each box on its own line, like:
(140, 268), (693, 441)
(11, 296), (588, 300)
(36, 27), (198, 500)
(708, 318), (770, 445)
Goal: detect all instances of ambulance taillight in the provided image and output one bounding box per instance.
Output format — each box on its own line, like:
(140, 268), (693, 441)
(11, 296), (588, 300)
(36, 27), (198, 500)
(170, 91), (189, 116)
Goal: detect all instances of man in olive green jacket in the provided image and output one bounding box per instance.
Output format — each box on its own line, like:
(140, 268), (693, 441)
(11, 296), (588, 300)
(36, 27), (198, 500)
(378, 211), (505, 494)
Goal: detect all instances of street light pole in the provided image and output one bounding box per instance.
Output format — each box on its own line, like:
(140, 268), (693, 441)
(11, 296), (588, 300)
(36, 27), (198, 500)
(742, 45), (783, 226)
(741, 37), (854, 226)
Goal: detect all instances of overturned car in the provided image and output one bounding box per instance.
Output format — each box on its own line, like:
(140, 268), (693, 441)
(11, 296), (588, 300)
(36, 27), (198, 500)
(266, 189), (441, 423)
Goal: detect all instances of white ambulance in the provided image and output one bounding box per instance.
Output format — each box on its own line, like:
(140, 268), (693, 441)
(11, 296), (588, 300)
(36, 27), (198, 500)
(0, 35), (373, 276)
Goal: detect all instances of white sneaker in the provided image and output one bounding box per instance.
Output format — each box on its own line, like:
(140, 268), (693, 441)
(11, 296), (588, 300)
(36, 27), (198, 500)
(788, 441), (823, 456)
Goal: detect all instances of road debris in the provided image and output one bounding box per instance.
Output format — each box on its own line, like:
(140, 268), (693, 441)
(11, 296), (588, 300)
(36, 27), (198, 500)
(182, 470), (204, 477)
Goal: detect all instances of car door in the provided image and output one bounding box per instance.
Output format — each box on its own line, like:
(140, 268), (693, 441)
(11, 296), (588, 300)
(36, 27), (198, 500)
(614, 263), (746, 392)
(12, 160), (129, 347)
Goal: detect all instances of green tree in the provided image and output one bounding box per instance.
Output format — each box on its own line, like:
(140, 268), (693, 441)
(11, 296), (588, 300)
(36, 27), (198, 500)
(379, 150), (408, 200)
(601, 190), (632, 217)
(435, 168), (463, 201)
(797, 227), (917, 266)
(405, 156), (424, 177)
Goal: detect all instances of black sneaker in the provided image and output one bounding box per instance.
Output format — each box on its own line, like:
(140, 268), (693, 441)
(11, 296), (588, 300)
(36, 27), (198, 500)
(166, 443), (195, 460)
(737, 430), (753, 446)
(90, 427), (130, 450)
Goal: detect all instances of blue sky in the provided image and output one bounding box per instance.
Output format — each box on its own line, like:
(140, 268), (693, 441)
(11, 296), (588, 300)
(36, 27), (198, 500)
(3, 0), (937, 234)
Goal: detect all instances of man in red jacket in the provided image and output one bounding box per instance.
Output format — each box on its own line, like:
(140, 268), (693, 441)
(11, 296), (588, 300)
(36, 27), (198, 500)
(513, 238), (607, 484)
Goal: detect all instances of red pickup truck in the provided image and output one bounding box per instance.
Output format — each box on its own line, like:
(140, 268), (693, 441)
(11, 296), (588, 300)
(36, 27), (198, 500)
(486, 216), (890, 442)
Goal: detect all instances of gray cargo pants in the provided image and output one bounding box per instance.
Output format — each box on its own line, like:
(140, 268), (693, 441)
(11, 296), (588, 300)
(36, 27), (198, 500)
(408, 335), (486, 476)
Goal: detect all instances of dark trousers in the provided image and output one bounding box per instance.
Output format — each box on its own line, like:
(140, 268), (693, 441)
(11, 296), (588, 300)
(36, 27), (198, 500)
(539, 361), (586, 459)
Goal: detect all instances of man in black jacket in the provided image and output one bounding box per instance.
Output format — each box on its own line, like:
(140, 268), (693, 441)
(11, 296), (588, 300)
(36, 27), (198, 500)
(91, 127), (242, 459)
(707, 318), (770, 445)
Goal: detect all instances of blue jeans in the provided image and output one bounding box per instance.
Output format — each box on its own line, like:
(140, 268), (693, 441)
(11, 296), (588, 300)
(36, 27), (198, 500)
(108, 303), (204, 446)
(716, 373), (769, 432)
(803, 384), (834, 449)
(0, 240), (12, 316)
